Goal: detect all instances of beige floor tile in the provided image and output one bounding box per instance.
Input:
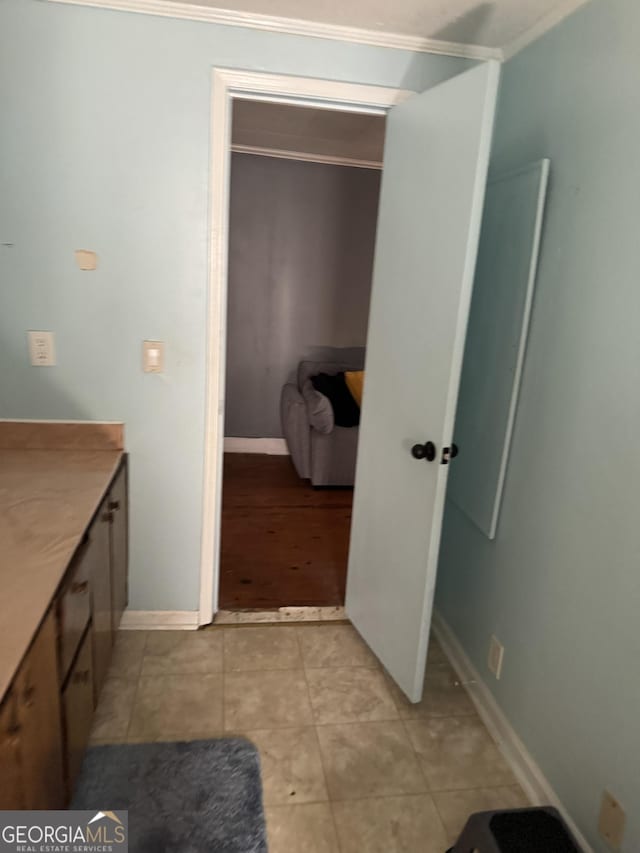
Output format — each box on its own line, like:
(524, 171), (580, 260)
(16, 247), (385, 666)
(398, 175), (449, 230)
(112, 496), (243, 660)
(224, 626), (302, 671)
(128, 673), (223, 739)
(298, 625), (379, 669)
(405, 716), (516, 791)
(90, 678), (138, 743)
(141, 630), (223, 675)
(316, 721), (425, 800)
(109, 631), (147, 679)
(265, 803), (339, 853)
(386, 663), (476, 719)
(427, 635), (448, 666)
(332, 794), (448, 853)
(244, 727), (328, 805)
(307, 668), (398, 724)
(433, 786), (530, 845)
(224, 670), (313, 730)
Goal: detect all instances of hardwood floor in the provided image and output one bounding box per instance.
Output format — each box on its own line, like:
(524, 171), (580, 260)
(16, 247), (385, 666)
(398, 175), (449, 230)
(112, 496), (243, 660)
(219, 453), (353, 609)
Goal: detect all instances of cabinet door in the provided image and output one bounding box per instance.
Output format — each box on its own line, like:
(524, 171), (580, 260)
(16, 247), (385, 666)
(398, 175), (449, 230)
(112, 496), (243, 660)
(89, 502), (113, 703)
(108, 462), (128, 631)
(62, 629), (94, 792)
(0, 690), (24, 809)
(58, 544), (92, 684)
(15, 610), (65, 809)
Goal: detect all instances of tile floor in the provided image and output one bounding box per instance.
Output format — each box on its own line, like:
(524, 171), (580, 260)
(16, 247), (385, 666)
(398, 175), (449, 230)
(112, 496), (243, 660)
(90, 623), (529, 851)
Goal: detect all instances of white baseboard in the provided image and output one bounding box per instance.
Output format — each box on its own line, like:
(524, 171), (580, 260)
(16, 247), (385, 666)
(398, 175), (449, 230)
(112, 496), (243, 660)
(119, 610), (200, 630)
(224, 437), (289, 455)
(432, 611), (593, 853)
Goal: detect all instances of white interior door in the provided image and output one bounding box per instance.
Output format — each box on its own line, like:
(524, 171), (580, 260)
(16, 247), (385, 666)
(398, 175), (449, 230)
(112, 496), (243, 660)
(346, 61), (500, 702)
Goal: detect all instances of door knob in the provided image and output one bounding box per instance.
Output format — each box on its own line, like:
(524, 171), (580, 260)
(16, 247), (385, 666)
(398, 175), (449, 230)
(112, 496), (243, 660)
(411, 441), (436, 462)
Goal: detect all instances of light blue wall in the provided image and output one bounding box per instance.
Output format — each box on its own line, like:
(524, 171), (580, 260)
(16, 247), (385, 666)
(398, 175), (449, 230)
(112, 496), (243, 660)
(0, 0), (469, 611)
(437, 0), (640, 848)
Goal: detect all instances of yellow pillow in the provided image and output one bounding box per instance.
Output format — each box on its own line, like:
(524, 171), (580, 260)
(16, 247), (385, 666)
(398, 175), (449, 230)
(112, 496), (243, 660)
(345, 370), (364, 407)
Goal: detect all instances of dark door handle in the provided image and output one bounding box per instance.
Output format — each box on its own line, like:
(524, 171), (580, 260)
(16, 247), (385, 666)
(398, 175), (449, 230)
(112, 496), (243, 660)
(411, 441), (436, 462)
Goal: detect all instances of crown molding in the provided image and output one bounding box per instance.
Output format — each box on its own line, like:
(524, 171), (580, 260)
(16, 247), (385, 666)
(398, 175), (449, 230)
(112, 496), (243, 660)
(44, 0), (503, 61)
(44, 0), (591, 68)
(502, 0), (589, 60)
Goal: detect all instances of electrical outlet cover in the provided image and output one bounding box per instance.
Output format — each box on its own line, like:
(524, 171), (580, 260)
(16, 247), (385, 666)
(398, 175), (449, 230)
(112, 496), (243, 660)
(28, 331), (56, 366)
(598, 790), (625, 850)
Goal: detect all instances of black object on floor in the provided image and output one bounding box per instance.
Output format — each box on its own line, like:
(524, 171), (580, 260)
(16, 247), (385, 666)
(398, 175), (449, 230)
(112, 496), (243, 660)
(448, 806), (582, 853)
(72, 738), (268, 853)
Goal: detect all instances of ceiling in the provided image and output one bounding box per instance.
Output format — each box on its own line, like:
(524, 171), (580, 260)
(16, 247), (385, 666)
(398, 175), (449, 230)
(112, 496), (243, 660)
(165, 0), (587, 51)
(232, 100), (386, 168)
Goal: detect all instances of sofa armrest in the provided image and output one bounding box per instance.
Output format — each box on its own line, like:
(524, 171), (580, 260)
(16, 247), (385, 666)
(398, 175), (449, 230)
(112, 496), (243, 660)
(310, 425), (359, 486)
(301, 380), (334, 435)
(280, 383), (311, 479)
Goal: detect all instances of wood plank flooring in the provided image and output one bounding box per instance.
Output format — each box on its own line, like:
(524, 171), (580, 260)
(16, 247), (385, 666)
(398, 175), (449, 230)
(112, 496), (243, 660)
(219, 453), (353, 609)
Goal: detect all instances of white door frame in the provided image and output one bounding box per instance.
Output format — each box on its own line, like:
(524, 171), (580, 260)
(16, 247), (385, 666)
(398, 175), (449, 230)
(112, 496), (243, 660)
(198, 68), (414, 625)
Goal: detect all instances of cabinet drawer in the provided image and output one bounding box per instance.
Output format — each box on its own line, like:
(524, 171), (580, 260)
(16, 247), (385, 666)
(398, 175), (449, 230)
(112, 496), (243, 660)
(58, 542), (92, 684)
(62, 628), (94, 792)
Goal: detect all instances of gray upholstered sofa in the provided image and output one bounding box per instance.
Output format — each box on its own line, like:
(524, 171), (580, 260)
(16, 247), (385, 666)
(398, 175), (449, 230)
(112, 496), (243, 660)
(280, 351), (365, 486)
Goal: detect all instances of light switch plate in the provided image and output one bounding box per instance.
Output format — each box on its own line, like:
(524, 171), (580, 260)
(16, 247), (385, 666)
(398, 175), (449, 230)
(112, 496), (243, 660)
(28, 331), (56, 366)
(598, 790), (625, 850)
(143, 340), (164, 373)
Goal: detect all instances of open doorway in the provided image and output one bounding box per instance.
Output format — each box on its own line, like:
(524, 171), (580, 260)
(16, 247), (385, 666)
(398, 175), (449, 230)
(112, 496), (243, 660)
(219, 99), (386, 611)
(202, 64), (500, 703)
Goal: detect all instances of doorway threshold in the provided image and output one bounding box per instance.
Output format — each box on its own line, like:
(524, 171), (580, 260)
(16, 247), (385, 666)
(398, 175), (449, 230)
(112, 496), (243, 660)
(215, 606), (347, 625)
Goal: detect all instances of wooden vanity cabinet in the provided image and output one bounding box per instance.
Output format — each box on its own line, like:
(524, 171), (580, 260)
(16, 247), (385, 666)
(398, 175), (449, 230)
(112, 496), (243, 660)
(89, 499), (114, 704)
(0, 690), (24, 809)
(0, 610), (65, 810)
(14, 610), (65, 809)
(108, 463), (129, 632)
(90, 461), (129, 703)
(62, 629), (95, 790)
(0, 456), (129, 810)
(58, 541), (92, 684)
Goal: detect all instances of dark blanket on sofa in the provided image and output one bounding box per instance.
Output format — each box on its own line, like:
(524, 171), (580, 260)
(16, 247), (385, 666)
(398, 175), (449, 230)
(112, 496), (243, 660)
(311, 372), (360, 427)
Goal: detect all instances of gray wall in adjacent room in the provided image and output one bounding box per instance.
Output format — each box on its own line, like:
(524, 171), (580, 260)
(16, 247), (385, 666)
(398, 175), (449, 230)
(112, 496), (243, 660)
(225, 153), (380, 438)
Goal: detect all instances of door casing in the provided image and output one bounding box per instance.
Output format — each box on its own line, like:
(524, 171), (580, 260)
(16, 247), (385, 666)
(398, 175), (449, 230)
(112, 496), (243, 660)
(200, 69), (414, 625)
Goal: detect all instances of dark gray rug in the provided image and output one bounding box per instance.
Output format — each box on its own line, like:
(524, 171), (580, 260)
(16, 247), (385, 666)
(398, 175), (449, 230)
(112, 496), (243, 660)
(72, 738), (268, 853)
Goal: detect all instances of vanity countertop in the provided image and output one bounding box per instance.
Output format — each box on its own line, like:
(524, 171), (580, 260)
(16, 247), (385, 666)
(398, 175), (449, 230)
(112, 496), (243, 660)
(0, 421), (124, 701)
